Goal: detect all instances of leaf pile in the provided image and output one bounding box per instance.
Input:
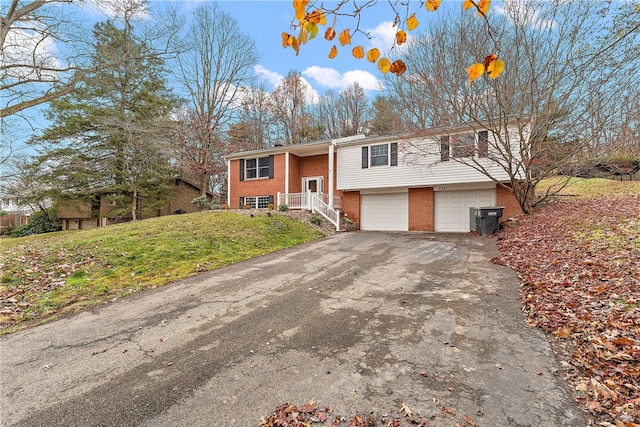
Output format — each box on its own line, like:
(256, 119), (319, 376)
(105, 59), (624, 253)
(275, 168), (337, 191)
(259, 400), (480, 426)
(494, 192), (640, 424)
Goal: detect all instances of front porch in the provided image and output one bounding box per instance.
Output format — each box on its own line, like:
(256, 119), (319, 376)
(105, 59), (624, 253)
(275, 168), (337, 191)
(277, 192), (342, 231)
(276, 192), (342, 211)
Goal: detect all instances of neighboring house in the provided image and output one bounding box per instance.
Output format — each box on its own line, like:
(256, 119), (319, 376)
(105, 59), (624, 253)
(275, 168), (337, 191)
(56, 178), (214, 231)
(225, 122), (527, 232)
(0, 194), (53, 233)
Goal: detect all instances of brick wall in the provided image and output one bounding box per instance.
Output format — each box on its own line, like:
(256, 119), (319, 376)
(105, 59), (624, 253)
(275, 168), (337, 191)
(160, 181), (206, 215)
(229, 154), (286, 209)
(408, 187), (434, 231)
(341, 191), (361, 224)
(496, 185), (523, 219)
(289, 154), (302, 193)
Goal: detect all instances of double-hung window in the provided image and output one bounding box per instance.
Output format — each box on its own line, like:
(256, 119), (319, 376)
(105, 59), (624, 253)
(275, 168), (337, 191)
(370, 144), (389, 166)
(362, 142), (398, 168)
(440, 130), (490, 160)
(240, 155), (274, 181)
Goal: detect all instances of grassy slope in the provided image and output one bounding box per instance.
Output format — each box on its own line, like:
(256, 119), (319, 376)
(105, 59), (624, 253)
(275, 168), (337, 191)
(536, 176), (640, 198)
(0, 211), (324, 334)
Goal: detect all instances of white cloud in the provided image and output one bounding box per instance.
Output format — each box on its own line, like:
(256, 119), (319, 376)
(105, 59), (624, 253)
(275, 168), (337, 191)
(342, 70), (384, 92)
(254, 65), (284, 87)
(366, 20), (397, 52)
(254, 65), (320, 104)
(1, 29), (62, 81)
(302, 66), (383, 93)
(302, 66), (344, 90)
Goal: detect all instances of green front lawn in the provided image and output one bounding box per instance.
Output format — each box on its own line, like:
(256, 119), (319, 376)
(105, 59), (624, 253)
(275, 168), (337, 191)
(0, 211), (324, 334)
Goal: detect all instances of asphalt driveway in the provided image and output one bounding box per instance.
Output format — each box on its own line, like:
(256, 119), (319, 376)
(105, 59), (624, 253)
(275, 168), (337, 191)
(0, 232), (585, 426)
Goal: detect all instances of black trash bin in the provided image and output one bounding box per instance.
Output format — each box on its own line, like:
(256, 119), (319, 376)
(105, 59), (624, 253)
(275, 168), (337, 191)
(474, 207), (504, 236)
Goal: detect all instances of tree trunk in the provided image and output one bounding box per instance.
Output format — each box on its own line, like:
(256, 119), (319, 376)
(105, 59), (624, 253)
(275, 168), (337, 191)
(131, 185), (138, 221)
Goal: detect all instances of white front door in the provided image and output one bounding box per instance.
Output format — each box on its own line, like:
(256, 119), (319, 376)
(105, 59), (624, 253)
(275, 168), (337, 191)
(303, 177), (324, 194)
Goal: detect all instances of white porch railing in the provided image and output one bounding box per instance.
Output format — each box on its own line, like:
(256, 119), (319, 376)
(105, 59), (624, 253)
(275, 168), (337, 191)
(277, 192), (342, 210)
(310, 194), (341, 231)
(277, 192), (341, 231)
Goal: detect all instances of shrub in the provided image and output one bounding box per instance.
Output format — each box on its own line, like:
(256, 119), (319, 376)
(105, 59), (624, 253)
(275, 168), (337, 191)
(278, 204), (289, 212)
(310, 215), (323, 226)
(267, 203), (275, 210)
(192, 195), (212, 210)
(10, 209), (61, 237)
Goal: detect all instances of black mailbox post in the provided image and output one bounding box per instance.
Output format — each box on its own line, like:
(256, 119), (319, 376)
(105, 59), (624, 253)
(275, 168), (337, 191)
(475, 207), (504, 236)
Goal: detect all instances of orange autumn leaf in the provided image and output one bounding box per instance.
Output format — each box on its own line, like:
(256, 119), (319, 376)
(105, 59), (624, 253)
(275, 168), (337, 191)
(328, 45), (338, 59)
(367, 48), (380, 63)
(477, 0), (490, 16)
(377, 57), (391, 74)
(396, 30), (407, 45)
(306, 9), (326, 25)
(293, 0), (309, 22)
(390, 60), (407, 76)
(466, 63), (484, 85)
(463, 0), (474, 10)
(486, 58), (504, 79)
(552, 326), (572, 338)
(338, 29), (351, 46)
(425, 0), (442, 12)
(406, 13), (419, 31)
(281, 32), (300, 54)
(352, 46), (364, 59)
(281, 32), (292, 49)
(324, 27), (336, 41)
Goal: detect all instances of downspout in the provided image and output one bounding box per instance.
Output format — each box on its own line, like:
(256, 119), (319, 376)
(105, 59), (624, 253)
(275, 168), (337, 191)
(328, 142), (335, 209)
(285, 152), (290, 206)
(227, 159), (231, 208)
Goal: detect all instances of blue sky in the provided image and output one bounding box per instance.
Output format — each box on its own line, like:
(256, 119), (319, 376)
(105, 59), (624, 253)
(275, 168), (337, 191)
(0, 0), (474, 159)
(154, 0), (467, 98)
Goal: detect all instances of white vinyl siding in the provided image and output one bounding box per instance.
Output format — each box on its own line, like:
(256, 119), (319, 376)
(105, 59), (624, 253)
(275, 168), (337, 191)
(337, 129), (523, 191)
(360, 193), (408, 231)
(434, 189), (495, 232)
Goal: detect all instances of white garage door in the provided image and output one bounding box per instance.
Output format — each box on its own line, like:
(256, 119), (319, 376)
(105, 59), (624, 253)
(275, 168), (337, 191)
(360, 193), (408, 231)
(435, 189), (495, 232)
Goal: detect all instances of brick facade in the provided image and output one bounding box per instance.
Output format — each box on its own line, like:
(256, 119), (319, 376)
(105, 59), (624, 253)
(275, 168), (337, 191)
(340, 191), (361, 224)
(496, 185), (524, 219)
(408, 187), (434, 231)
(229, 152), (343, 209)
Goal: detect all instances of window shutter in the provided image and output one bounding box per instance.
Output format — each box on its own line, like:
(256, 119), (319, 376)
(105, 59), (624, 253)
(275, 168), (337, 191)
(268, 155), (274, 179)
(362, 146), (369, 169)
(390, 142), (398, 166)
(478, 131), (489, 158)
(268, 195), (274, 206)
(440, 136), (450, 161)
(239, 159), (245, 181)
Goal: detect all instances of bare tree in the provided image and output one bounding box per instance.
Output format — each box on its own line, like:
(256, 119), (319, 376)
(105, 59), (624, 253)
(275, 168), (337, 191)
(393, 0), (640, 213)
(270, 70), (311, 145)
(236, 80), (275, 150)
(173, 2), (259, 195)
(0, 0), (178, 118)
(313, 89), (341, 139)
(336, 82), (370, 136)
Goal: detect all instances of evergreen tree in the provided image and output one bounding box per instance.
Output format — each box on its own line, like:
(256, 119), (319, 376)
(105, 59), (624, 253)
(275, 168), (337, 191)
(32, 19), (178, 220)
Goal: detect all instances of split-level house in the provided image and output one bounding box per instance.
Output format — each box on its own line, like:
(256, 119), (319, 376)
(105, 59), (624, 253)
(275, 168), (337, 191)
(225, 121), (527, 232)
